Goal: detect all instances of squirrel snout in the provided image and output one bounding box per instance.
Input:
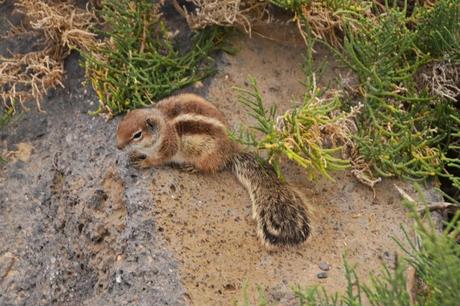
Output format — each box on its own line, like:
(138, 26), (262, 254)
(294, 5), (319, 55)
(117, 142), (125, 150)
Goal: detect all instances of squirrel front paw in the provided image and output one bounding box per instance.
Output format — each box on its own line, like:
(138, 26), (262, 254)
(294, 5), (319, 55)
(128, 152), (149, 169)
(170, 162), (198, 173)
(131, 159), (152, 169)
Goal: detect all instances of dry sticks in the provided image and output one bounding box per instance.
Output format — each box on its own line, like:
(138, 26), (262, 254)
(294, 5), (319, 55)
(0, 0), (97, 111)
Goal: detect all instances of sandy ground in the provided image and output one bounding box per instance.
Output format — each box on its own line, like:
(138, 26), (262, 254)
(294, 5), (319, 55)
(0, 2), (436, 305)
(148, 28), (418, 305)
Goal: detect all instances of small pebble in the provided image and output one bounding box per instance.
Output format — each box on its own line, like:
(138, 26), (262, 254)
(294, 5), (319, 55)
(317, 272), (328, 279)
(319, 262), (331, 271)
(193, 81), (204, 88)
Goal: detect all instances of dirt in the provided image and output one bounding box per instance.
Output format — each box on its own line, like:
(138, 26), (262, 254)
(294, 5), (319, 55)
(0, 2), (439, 305)
(147, 29), (420, 305)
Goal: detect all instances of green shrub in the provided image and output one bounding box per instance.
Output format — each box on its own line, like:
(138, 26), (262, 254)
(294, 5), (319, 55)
(233, 77), (354, 180)
(270, 0), (310, 11)
(330, 1), (460, 182)
(83, 0), (224, 116)
(415, 0), (460, 59)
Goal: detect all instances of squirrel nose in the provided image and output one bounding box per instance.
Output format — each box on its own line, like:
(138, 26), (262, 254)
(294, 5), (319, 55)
(117, 143), (124, 150)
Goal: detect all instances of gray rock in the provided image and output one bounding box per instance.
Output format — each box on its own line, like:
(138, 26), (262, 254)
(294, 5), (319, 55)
(88, 189), (108, 210)
(317, 272), (328, 279)
(319, 262), (331, 271)
(0, 49), (186, 305)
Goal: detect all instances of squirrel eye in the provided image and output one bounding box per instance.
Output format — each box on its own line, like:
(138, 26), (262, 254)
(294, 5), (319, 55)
(132, 131), (142, 140)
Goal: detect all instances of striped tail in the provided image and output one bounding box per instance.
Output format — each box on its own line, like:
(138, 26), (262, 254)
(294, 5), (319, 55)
(231, 152), (311, 248)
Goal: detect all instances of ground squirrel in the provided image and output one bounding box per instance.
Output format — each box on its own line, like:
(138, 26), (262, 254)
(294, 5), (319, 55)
(116, 94), (311, 248)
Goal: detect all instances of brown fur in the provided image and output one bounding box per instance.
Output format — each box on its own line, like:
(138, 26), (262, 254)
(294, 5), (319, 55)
(116, 93), (311, 248)
(117, 108), (179, 168)
(157, 94), (227, 123)
(174, 120), (223, 136)
(116, 109), (151, 150)
(232, 153), (310, 247)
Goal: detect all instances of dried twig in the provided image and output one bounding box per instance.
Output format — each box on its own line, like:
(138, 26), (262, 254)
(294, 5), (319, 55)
(417, 202), (460, 215)
(419, 61), (460, 102)
(395, 185), (459, 215)
(172, 0), (269, 34)
(0, 0), (97, 111)
(52, 151), (65, 175)
(406, 266), (417, 305)
(0, 252), (17, 284)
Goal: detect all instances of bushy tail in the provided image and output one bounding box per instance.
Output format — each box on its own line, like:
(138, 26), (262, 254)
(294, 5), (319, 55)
(231, 152), (311, 248)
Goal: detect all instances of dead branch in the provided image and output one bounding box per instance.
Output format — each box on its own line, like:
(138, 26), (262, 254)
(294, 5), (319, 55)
(417, 202), (460, 215)
(0, 0), (97, 111)
(172, 0), (269, 34)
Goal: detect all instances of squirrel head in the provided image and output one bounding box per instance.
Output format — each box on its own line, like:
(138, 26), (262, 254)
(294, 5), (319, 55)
(116, 108), (163, 151)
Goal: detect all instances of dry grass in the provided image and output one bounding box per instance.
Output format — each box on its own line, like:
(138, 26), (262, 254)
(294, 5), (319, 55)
(83, 0), (223, 117)
(172, 0), (270, 33)
(234, 76), (367, 182)
(296, 1), (374, 47)
(0, 52), (64, 111)
(171, 1), (374, 45)
(416, 61), (460, 102)
(292, 1), (439, 47)
(174, 1), (439, 47)
(0, 0), (97, 111)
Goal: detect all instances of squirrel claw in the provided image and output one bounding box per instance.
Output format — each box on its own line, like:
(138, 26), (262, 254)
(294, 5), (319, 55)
(179, 164), (197, 173)
(170, 163), (197, 173)
(130, 159), (150, 169)
(128, 151), (146, 161)
(128, 152), (150, 169)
